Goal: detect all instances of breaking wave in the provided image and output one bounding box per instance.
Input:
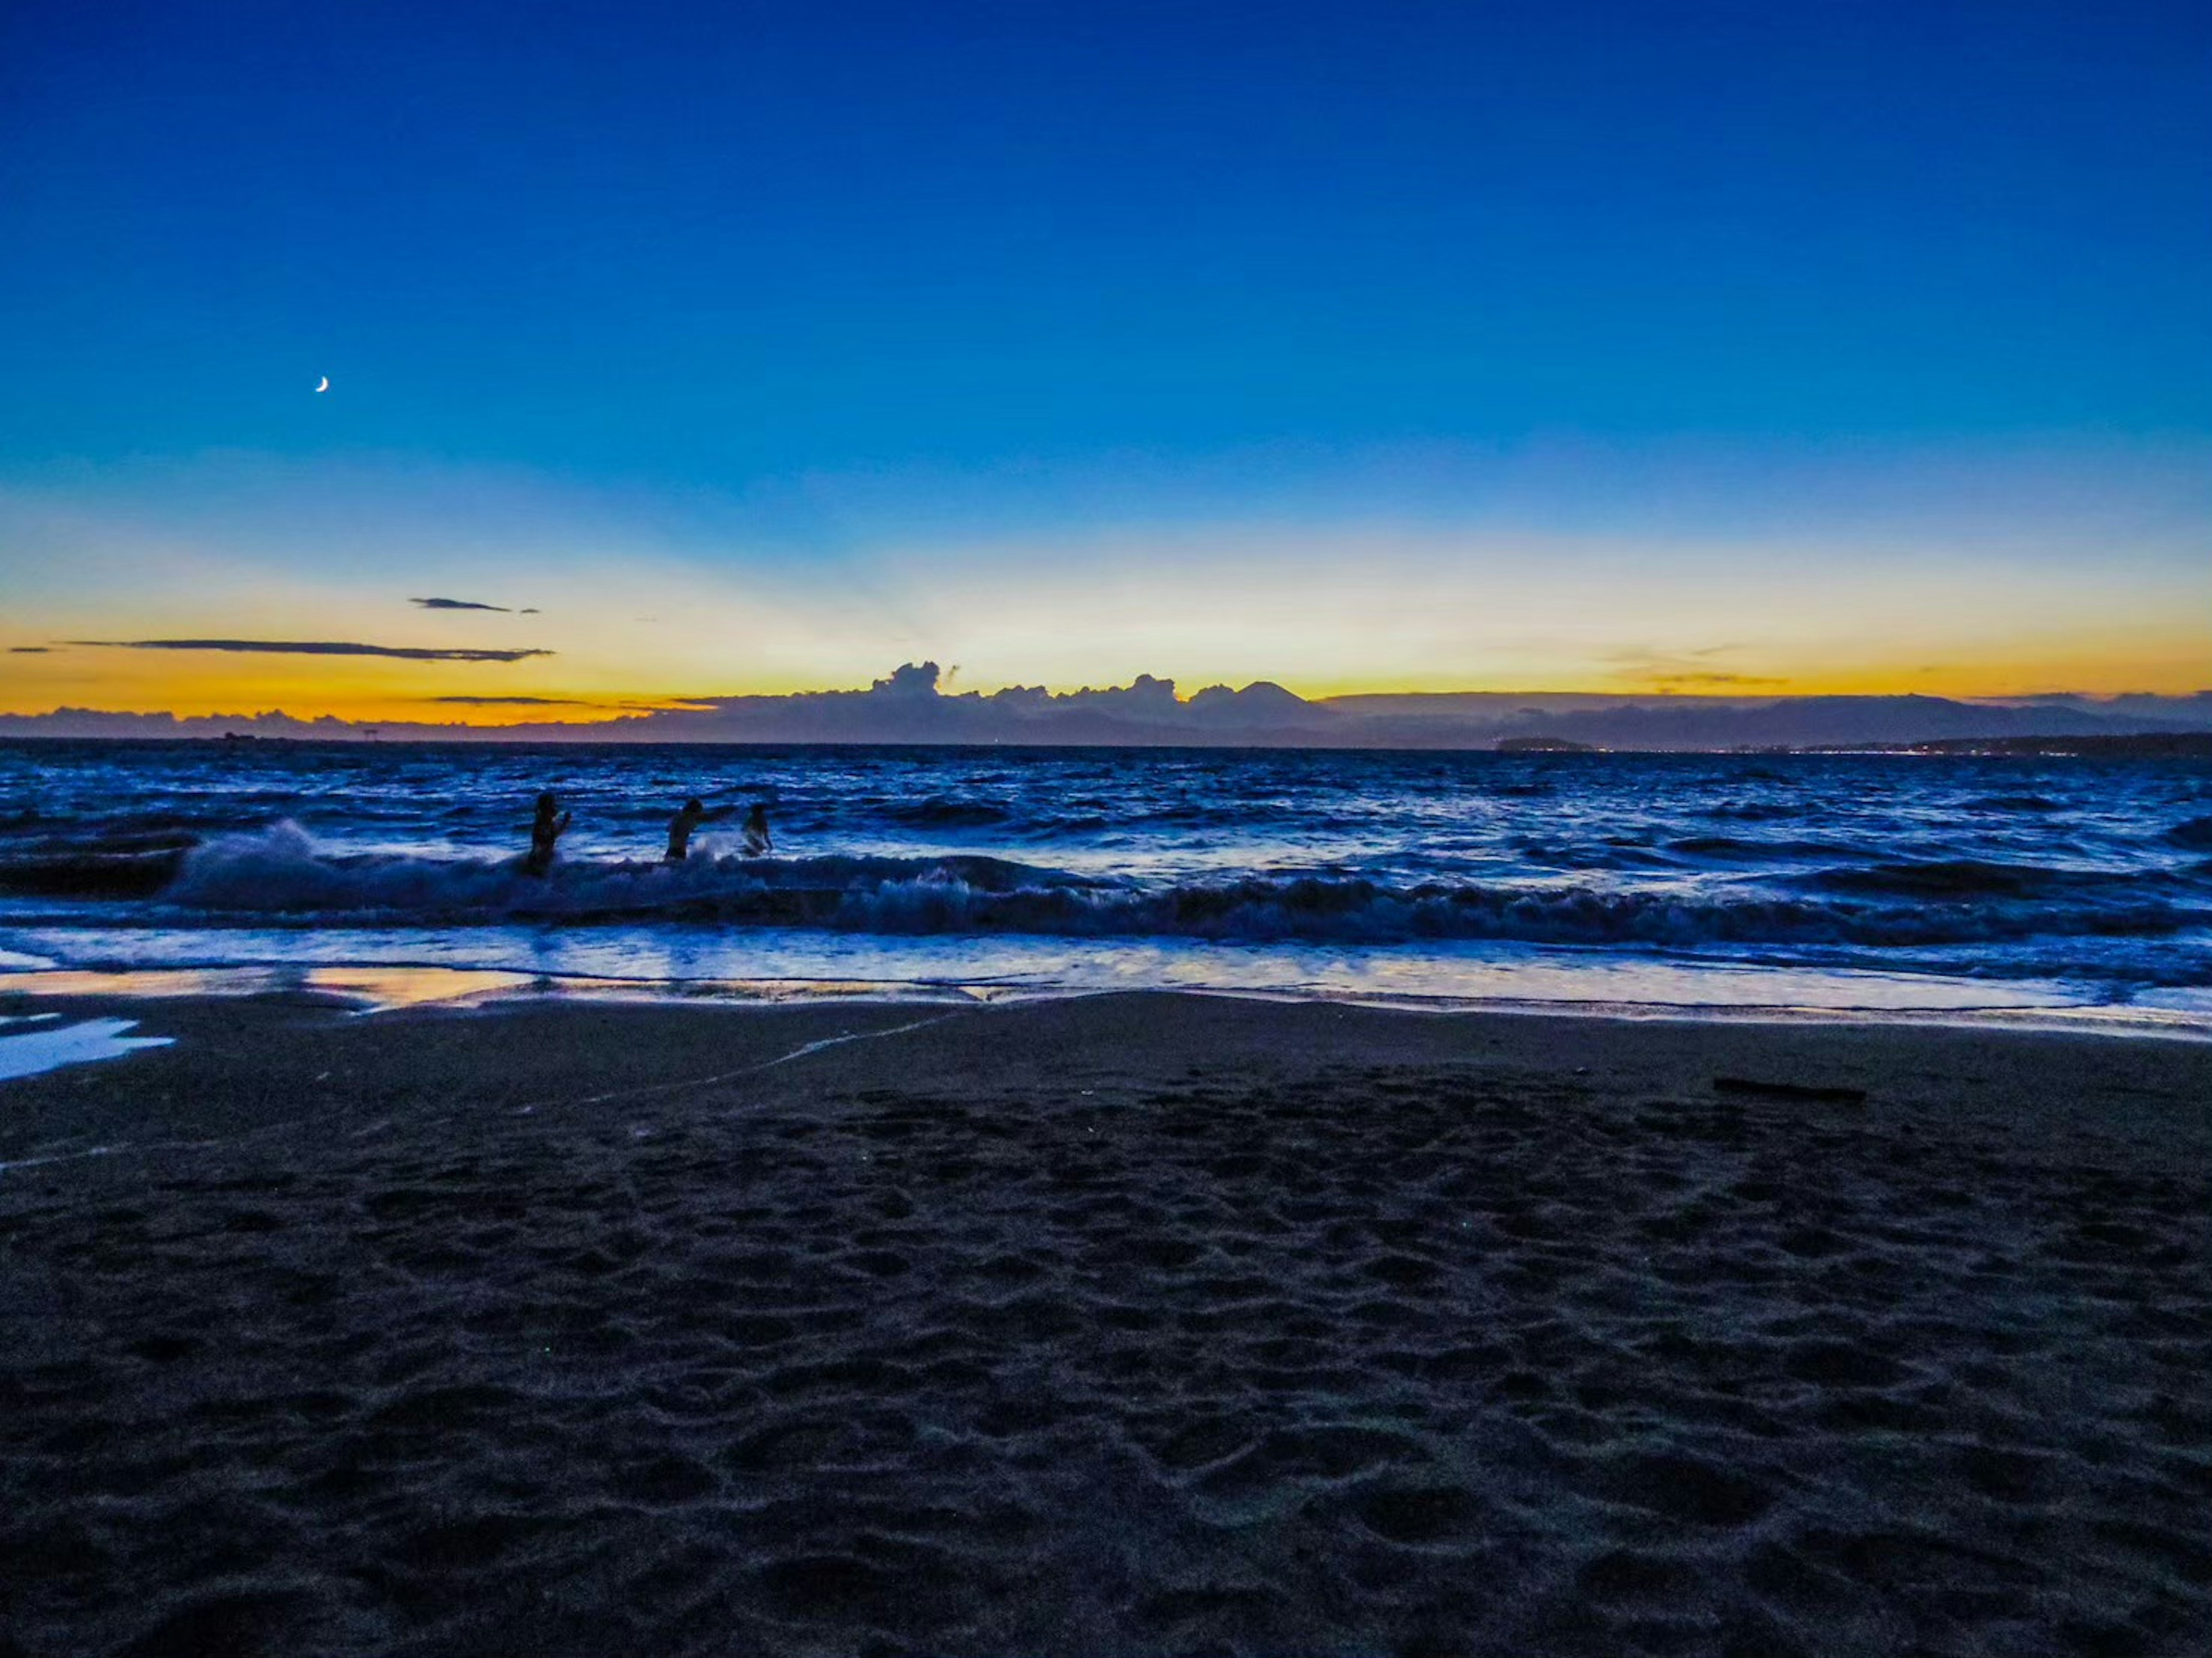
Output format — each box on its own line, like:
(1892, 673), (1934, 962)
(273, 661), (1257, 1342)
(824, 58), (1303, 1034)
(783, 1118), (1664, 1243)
(137, 822), (2208, 950)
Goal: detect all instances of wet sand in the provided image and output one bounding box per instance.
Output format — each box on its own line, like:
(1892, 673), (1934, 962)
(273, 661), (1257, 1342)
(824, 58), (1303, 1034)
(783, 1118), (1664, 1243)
(2, 991), (2209, 1656)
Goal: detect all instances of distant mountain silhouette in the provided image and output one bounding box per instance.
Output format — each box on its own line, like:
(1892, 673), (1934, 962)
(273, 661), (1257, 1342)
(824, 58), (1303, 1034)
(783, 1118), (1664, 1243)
(3, 665), (2208, 749)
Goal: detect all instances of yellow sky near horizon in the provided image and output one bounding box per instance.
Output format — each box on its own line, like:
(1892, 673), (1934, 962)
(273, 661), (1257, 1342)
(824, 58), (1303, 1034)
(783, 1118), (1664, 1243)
(5, 445), (2207, 722)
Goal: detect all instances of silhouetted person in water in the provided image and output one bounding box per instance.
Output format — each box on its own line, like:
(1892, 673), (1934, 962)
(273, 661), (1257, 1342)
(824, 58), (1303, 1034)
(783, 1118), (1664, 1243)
(665, 796), (735, 862)
(524, 791), (571, 877)
(741, 802), (772, 856)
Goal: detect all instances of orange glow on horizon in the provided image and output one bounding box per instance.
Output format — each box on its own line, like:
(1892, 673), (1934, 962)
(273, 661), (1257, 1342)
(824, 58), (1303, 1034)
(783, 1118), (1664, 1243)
(0, 650), (712, 726)
(5, 633), (2205, 725)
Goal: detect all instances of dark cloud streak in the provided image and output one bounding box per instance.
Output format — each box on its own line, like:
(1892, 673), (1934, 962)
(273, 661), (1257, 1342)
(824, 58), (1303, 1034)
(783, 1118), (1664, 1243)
(410, 597), (513, 612)
(76, 639), (552, 663)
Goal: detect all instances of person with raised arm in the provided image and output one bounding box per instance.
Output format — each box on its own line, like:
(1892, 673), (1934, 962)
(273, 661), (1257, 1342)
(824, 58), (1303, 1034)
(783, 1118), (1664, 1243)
(665, 796), (737, 862)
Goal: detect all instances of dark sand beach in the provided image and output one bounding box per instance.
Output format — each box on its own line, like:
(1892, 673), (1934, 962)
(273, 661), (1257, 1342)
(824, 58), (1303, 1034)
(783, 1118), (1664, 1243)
(2, 990), (2208, 1656)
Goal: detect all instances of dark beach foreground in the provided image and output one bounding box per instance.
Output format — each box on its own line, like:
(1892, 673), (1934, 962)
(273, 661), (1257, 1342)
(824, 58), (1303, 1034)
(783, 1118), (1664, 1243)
(2, 991), (2208, 1657)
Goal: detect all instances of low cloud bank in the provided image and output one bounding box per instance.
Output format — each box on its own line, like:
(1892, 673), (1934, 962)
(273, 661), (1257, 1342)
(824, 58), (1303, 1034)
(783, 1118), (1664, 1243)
(4, 662), (2210, 748)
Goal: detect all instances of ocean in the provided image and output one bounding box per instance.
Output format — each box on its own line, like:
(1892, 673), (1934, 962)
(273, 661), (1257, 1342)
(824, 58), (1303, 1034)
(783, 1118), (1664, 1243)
(4, 739), (2210, 1027)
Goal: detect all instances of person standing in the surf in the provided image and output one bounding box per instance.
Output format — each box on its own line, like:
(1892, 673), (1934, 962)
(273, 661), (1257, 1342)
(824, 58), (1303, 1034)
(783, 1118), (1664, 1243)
(665, 796), (736, 862)
(523, 791), (572, 876)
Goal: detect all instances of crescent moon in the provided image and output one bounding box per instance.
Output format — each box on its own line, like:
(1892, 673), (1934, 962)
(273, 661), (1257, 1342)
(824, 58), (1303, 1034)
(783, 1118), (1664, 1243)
(315, 376), (330, 393)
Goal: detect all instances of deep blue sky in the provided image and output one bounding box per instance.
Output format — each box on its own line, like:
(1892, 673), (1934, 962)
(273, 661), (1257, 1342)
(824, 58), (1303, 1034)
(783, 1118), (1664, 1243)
(6, 0), (2207, 477)
(2, 0), (2208, 710)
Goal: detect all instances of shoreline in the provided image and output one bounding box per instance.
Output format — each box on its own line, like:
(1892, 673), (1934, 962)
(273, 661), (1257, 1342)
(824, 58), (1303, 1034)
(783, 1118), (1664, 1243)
(6, 960), (2211, 1045)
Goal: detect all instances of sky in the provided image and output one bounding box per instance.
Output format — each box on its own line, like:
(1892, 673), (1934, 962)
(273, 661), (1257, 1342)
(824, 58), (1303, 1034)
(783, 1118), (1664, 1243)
(2, 0), (2207, 722)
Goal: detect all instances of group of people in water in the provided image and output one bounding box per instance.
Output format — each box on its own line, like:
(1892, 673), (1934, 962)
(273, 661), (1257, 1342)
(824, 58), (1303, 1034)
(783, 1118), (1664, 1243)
(524, 792), (771, 877)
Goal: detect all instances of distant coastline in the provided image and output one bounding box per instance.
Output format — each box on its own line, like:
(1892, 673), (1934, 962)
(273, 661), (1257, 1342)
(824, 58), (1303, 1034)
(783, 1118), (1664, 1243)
(6, 726), (2210, 758)
(1825, 732), (2212, 759)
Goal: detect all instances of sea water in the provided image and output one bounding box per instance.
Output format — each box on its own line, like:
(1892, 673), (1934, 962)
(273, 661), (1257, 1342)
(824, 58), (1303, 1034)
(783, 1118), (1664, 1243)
(3, 740), (2209, 1025)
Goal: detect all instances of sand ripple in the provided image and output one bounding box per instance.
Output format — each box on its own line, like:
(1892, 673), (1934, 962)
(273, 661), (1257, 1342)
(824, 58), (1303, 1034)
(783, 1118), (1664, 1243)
(4, 1044), (2209, 1654)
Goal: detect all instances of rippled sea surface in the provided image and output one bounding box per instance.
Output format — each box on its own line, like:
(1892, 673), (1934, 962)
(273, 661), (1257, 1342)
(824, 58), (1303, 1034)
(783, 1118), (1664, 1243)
(4, 739), (2210, 1022)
